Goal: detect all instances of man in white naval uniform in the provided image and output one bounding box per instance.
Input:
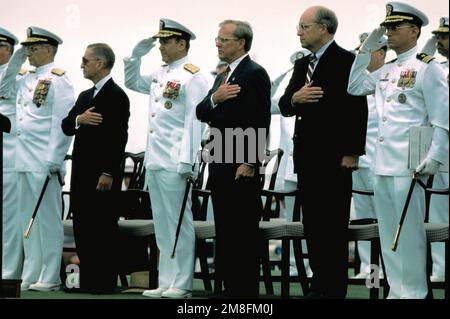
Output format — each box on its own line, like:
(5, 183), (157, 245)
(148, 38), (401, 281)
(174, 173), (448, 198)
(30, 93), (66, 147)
(269, 49), (312, 278)
(0, 27), (21, 281)
(350, 34), (387, 279)
(124, 19), (208, 298)
(348, 2), (449, 298)
(0, 27), (75, 291)
(421, 17), (449, 283)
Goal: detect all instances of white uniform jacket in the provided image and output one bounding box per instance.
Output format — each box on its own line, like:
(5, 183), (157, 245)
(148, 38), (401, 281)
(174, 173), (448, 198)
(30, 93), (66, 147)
(348, 46), (449, 176)
(1, 58), (75, 173)
(124, 55), (208, 172)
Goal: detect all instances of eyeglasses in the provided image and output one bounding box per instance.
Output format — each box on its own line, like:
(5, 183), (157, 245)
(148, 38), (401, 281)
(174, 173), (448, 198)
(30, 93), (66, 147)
(296, 22), (322, 32)
(385, 24), (415, 32)
(82, 57), (101, 64)
(215, 36), (239, 44)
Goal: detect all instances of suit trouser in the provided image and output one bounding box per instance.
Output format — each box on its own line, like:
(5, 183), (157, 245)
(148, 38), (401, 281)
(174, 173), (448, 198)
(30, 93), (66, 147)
(72, 189), (119, 290)
(209, 165), (261, 298)
(352, 167), (377, 274)
(2, 171), (22, 279)
(300, 167), (352, 298)
(17, 172), (63, 285)
(428, 172), (449, 279)
(146, 169), (195, 290)
(373, 175), (427, 299)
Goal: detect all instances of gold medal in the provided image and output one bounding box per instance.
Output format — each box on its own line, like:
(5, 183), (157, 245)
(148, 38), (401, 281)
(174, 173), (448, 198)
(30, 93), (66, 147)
(164, 100), (172, 109)
(398, 93), (407, 104)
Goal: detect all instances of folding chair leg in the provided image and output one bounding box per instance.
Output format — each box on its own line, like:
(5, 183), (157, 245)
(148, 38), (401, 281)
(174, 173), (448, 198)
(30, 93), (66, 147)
(293, 238), (310, 296)
(369, 238), (379, 299)
(281, 239), (290, 298)
(197, 239), (212, 291)
(260, 240), (274, 295)
(148, 236), (158, 289)
(445, 239), (448, 299)
(119, 274), (128, 287)
(426, 242), (434, 299)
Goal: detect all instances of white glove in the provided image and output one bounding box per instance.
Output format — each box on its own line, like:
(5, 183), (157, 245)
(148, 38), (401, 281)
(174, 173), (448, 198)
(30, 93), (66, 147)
(46, 162), (61, 177)
(416, 157), (440, 176)
(360, 27), (386, 53)
(421, 35), (437, 56)
(131, 38), (156, 58)
(13, 46), (27, 65)
(177, 163), (194, 180)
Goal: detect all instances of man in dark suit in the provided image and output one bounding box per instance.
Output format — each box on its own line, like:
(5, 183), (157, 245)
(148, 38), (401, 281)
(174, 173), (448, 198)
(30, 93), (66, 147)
(279, 6), (368, 298)
(196, 20), (271, 298)
(62, 43), (130, 294)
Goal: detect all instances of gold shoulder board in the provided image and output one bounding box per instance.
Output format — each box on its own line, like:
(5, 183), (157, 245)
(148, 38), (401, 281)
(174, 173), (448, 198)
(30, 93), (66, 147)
(18, 69), (27, 75)
(51, 68), (66, 76)
(416, 53), (435, 64)
(184, 63), (200, 74)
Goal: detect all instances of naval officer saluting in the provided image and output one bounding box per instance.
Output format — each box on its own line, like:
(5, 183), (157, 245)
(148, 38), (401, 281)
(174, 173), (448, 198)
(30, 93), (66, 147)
(0, 27), (21, 281)
(0, 26), (75, 291)
(124, 18), (208, 298)
(348, 2), (449, 298)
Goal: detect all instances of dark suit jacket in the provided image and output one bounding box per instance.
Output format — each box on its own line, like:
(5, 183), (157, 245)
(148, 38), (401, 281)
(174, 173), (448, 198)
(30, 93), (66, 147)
(279, 41), (368, 173)
(62, 78), (130, 202)
(196, 55), (271, 171)
(196, 55), (271, 298)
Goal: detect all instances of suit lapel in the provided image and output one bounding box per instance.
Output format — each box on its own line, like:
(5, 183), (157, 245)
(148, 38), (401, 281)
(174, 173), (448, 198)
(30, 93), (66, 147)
(227, 55), (251, 84)
(91, 78), (114, 105)
(311, 41), (337, 82)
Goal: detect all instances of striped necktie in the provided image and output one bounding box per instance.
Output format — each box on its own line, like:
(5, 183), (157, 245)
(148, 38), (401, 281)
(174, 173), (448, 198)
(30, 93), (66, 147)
(306, 54), (317, 84)
(220, 66), (231, 85)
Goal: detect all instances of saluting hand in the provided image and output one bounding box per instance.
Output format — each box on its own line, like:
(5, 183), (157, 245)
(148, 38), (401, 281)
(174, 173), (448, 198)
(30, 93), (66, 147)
(292, 81), (324, 104)
(78, 107), (103, 126)
(212, 83), (241, 104)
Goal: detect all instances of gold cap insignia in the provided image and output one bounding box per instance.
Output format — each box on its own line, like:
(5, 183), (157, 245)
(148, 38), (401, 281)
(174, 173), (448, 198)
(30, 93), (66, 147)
(386, 4), (393, 17)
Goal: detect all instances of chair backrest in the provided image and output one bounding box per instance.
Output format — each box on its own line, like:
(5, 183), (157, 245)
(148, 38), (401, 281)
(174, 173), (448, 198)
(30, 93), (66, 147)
(259, 149), (284, 221)
(192, 148), (211, 221)
(123, 152), (146, 190)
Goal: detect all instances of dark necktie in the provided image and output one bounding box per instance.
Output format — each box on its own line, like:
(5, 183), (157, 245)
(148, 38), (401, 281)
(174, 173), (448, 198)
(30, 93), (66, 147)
(87, 86), (96, 105)
(220, 66), (231, 85)
(306, 54), (317, 84)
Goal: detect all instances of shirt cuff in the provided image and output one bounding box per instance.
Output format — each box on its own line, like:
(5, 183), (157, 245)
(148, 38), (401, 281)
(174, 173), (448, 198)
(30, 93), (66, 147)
(75, 116), (81, 129)
(210, 94), (217, 108)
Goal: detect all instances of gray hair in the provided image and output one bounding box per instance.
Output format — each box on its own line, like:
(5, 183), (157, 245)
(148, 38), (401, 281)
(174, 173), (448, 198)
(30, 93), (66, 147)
(87, 43), (115, 70)
(219, 20), (253, 52)
(314, 7), (338, 34)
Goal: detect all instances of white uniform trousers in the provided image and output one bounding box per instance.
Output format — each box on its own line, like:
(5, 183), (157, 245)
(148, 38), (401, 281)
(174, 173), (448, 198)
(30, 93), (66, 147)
(2, 171), (22, 279)
(373, 175), (427, 299)
(352, 168), (377, 275)
(17, 172), (63, 286)
(428, 172), (449, 280)
(146, 170), (195, 291)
